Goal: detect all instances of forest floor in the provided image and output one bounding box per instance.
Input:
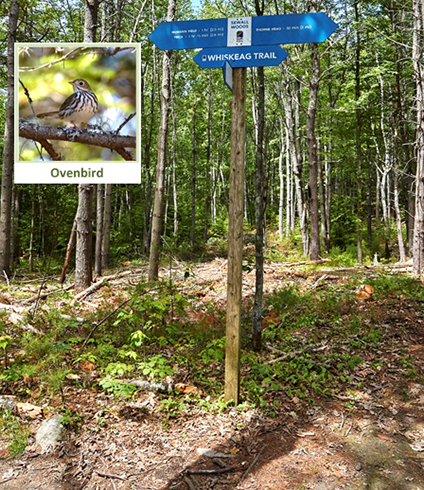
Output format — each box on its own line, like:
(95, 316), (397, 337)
(1, 256), (424, 489)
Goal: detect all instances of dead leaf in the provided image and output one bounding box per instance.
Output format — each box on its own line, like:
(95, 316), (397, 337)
(16, 402), (43, 418)
(175, 383), (198, 394)
(79, 361), (95, 371)
(377, 433), (393, 442)
(355, 284), (375, 299)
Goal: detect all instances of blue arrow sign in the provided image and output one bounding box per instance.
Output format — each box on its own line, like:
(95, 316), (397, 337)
(194, 45), (289, 69)
(149, 13), (338, 51)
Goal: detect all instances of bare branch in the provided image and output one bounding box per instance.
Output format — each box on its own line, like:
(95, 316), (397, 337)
(19, 120), (136, 160)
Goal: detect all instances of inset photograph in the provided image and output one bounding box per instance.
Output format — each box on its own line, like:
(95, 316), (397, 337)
(16, 43), (139, 181)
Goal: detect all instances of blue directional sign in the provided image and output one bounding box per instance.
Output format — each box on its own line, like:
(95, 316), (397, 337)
(194, 45), (289, 69)
(149, 13), (338, 51)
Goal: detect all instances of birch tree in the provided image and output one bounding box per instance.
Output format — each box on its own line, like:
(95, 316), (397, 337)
(412, 0), (424, 273)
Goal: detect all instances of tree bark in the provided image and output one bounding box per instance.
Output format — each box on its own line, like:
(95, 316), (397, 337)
(0, 0), (18, 278)
(84, 0), (99, 42)
(354, 0), (363, 264)
(60, 219), (77, 284)
(95, 184), (104, 277)
(75, 185), (93, 292)
(281, 66), (308, 254)
(190, 98), (197, 253)
(412, 0), (424, 274)
(73, 0), (99, 290)
(102, 184), (112, 269)
(252, 64), (266, 352)
(148, 0), (175, 280)
(307, 43), (321, 260)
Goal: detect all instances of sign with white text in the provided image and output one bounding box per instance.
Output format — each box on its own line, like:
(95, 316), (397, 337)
(149, 13), (338, 51)
(194, 45), (289, 69)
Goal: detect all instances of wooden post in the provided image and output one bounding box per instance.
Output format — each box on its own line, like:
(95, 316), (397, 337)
(225, 67), (246, 405)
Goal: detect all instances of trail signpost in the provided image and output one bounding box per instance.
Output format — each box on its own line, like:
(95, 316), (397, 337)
(149, 11), (338, 405)
(148, 13), (338, 50)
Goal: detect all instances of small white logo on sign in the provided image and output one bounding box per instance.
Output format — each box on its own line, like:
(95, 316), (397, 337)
(227, 17), (252, 46)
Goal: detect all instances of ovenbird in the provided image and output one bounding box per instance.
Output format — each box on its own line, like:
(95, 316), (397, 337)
(37, 79), (98, 127)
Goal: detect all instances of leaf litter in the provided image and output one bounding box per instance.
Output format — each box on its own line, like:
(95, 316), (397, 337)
(0, 260), (424, 488)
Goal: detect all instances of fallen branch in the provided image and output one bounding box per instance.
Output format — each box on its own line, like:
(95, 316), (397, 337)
(0, 303), (25, 313)
(239, 447), (265, 483)
(95, 471), (127, 481)
(186, 464), (244, 475)
(73, 278), (105, 303)
(280, 258), (331, 267)
(82, 298), (131, 348)
(127, 380), (174, 393)
(23, 283), (74, 305)
(265, 342), (328, 365)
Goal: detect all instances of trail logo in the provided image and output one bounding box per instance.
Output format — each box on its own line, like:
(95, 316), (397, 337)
(227, 17), (252, 46)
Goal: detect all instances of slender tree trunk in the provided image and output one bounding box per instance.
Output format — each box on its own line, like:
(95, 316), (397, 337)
(148, 0), (175, 280)
(72, 0), (98, 289)
(204, 71), (213, 243)
(366, 142), (373, 248)
(11, 186), (20, 267)
(29, 187), (36, 273)
(252, 64), (266, 352)
(391, 0), (406, 261)
(307, 43), (321, 260)
(190, 98), (197, 253)
(60, 219), (77, 284)
(0, 0), (18, 278)
(102, 184), (112, 269)
(355, 0), (363, 264)
(171, 104), (178, 237)
(412, 0), (424, 273)
(278, 122), (285, 240)
(95, 184), (103, 277)
(75, 185), (93, 292)
(281, 66), (308, 253)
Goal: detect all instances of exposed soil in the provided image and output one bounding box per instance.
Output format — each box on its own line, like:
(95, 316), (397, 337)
(1, 261), (424, 489)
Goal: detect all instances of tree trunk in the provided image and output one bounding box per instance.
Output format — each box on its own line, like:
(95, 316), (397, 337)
(73, 0), (98, 289)
(307, 43), (321, 260)
(281, 66), (308, 254)
(148, 0), (175, 280)
(355, 0), (363, 264)
(102, 184), (112, 270)
(190, 98), (197, 253)
(0, 0), (18, 278)
(412, 0), (424, 274)
(75, 185), (93, 292)
(252, 64), (267, 352)
(95, 184), (103, 277)
(60, 219), (77, 284)
(171, 103), (178, 237)
(203, 71), (213, 243)
(84, 0), (98, 42)
(278, 121), (285, 240)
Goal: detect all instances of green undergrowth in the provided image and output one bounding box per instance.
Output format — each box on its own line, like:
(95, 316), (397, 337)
(0, 410), (30, 457)
(1, 272), (423, 428)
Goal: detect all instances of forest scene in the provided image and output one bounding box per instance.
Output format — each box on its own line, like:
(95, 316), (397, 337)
(1, 0), (424, 488)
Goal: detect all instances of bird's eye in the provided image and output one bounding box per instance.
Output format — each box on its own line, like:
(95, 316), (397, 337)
(79, 81), (84, 85)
